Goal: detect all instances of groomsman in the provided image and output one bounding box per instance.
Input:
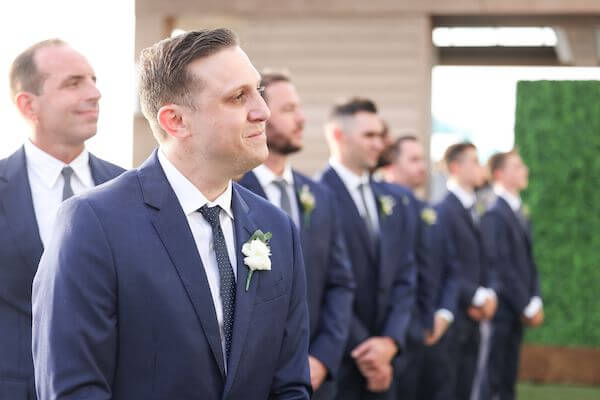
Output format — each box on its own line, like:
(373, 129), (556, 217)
(435, 142), (498, 400)
(319, 98), (416, 400)
(379, 136), (458, 400)
(32, 29), (311, 399)
(480, 151), (543, 400)
(0, 39), (124, 400)
(238, 70), (355, 399)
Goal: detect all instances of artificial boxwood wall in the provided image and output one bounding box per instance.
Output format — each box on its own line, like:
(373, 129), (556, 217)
(515, 80), (600, 346)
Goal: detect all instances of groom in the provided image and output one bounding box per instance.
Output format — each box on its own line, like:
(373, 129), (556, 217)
(32, 29), (311, 400)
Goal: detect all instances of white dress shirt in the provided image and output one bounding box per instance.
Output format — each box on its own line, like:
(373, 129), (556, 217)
(447, 178), (496, 307)
(158, 149), (237, 370)
(24, 140), (94, 247)
(493, 184), (543, 318)
(329, 158), (380, 234)
(253, 164), (300, 227)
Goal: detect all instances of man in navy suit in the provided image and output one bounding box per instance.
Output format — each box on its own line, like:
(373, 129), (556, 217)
(378, 136), (459, 400)
(0, 39), (124, 400)
(480, 151), (543, 400)
(318, 98), (416, 400)
(238, 71), (354, 399)
(435, 142), (498, 400)
(32, 29), (311, 400)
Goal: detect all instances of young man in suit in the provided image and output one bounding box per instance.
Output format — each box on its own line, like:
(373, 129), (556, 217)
(435, 142), (498, 400)
(379, 136), (459, 400)
(480, 151), (543, 400)
(318, 98), (416, 400)
(238, 71), (355, 399)
(32, 29), (311, 400)
(0, 39), (124, 400)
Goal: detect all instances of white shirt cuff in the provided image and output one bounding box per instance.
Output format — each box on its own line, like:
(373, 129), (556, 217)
(472, 287), (489, 307)
(436, 309), (454, 324)
(523, 296), (543, 319)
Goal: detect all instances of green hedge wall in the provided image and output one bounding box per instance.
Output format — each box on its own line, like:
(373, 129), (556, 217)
(515, 80), (600, 347)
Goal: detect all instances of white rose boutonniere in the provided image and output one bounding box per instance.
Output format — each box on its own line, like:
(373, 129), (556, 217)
(298, 184), (316, 227)
(378, 195), (396, 218)
(521, 203), (531, 219)
(242, 230), (272, 291)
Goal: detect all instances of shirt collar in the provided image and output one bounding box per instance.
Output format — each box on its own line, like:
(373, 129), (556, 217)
(447, 178), (476, 209)
(493, 184), (522, 212)
(329, 157), (370, 190)
(24, 139), (91, 188)
(253, 163), (295, 188)
(157, 148), (234, 219)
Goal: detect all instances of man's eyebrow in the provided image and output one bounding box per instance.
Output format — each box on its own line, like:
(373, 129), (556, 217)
(59, 74), (96, 87)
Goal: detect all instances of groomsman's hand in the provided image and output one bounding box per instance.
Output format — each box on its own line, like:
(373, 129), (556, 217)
(424, 314), (450, 346)
(523, 308), (544, 327)
(351, 337), (398, 372)
(482, 296), (498, 320)
(467, 306), (485, 321)
(365, 363), (394, 393)
(308, 355), (328, 391)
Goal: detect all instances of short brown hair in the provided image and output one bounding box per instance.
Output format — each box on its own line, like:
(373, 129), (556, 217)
(444, 142), (476, 168)
(488, 150), (518, 175)
(378, 134), (419, 168)
(260, 69), (291, 102)
(138, 28), (239, 137)
(329, 97), (377, 120)
(9, 38), (67, 99)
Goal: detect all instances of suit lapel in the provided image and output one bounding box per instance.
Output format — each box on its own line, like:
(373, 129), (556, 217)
(322, 167), (375, 260)
(238, 171), (268, 200)
(0, 147), (43, 273)
(223, 185), (260, 396)
(139, 152), (226, 378)
(89, 153), (114, 185)
(448, 192), (479, 235)
(497, 197), (531, 246)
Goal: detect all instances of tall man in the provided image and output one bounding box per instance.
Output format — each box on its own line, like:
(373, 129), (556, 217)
(0, 39), (124, 400)
(379, 136), (458, 400)
(435, 142), (498, 400)
(238, 71), (355, 399)
(480, 151), (543, 400)
(32, 29), (311, 399)
(319, 98), (416, 400)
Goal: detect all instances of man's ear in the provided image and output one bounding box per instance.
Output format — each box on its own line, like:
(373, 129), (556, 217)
(333, 126), (345, 142)
(15, 92), (38, 123)
(157, 104), (189, 139)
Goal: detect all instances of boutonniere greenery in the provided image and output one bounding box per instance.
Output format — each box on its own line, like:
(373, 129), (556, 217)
(521, 203), (531, 219)
(402, 195), (410, 206)
(421, 207), (437, 225)
(378, 195), (396, 218)
(241, 230), (272, 291)
(297, 184), (316, 227)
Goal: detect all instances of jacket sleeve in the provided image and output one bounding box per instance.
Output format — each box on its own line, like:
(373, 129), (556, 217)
(32, 198), (117, 400)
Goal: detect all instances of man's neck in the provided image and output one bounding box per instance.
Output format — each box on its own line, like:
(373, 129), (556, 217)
(163, 146), (229, 202)
(263, 151), (288, 177)
(29, 137), (85, 164)
(336, 156), (366, 177)
(449, 176), (474, 193)
(497, 182), (520, 197)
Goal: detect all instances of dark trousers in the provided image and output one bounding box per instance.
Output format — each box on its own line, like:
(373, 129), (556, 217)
(441, 310), (481, 400)
(394, 329), (425, 400)
(480, 303), (524, 400)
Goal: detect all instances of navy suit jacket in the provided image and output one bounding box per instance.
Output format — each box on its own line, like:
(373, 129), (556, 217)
(436, 192), (496, 311)
(481, 197), (541, 316)
(238, 171), (354, 379)
(32, 151), (311, 400)
(0, 146), (123, 400)
(385, 184), (458, 340)
(318, 167), (416, 353)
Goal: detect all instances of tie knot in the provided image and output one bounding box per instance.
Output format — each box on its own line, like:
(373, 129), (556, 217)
(199, 205), (221, 227)
(272, 179), (288, 190)
(61, 166), (74, 180)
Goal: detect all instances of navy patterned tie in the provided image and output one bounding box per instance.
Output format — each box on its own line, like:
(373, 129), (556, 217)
(199, 205), (236, 361)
